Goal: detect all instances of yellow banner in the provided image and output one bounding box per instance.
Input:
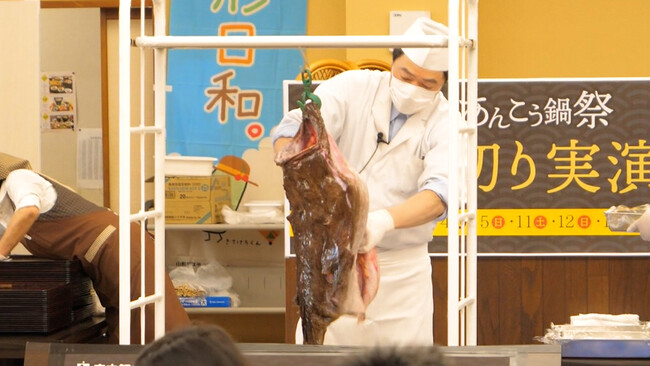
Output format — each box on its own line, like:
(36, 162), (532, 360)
(433, 208), (640, 237)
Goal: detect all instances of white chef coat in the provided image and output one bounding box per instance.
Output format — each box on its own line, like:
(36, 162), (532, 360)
(274, 70), (450, 346)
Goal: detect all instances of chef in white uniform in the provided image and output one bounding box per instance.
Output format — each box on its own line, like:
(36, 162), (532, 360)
(273, 17), (450, 346)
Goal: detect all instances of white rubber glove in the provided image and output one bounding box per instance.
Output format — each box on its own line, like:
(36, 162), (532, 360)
(361, 209), (395, 253)
(628, 207), (650, 241)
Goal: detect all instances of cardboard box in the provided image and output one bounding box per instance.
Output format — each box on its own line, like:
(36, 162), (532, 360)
(165, 175), (231, 224)
(165, 176), (212, 201)
(165, 200), (213, 224)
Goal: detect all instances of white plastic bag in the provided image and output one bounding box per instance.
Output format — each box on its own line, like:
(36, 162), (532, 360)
(195, 261), (233, 293)
(169, 261), (239, 306)
(169, 266), (207, 297)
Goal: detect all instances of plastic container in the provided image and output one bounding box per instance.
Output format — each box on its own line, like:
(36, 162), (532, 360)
(604, 204), (648, 232)
(164, 155), (217, 176)
(243, 200), (283, 214)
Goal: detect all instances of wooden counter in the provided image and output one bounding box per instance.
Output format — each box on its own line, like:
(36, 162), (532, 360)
(22, 342), (561, 366)
(0, 316), (106, 364)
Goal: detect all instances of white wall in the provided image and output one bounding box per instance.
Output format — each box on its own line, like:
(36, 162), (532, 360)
(0, 0), (41, 169)
(106, 17), (155, 212)
(40, 7), (103, 205)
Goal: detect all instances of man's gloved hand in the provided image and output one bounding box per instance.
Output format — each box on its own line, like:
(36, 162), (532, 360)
(628, 207), (650, 241)
(360, 209), (395, 253)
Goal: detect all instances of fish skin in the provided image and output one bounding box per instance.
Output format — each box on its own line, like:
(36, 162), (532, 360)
(275, 101), (377, 345)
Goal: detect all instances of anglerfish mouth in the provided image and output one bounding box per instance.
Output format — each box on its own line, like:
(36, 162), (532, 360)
(275, 105), (321, 165)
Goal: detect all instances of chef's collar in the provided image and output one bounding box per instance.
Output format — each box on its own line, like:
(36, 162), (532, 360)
(390, 104), (410, 121)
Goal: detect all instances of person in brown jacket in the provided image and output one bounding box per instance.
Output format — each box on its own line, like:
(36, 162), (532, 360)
(0, 152), (190, 343)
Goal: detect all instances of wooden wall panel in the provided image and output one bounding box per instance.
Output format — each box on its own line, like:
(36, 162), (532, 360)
(564, 258), (587, 317)
(610, 259), (633, 314)
(189, 313), (284, 343)
(284, 259), (299, 344)
(630, 259), (650, 314)
(520, 258), (543, 344)
(541, 259), (568, 330)
(285, 256), (650, 346)
(40, 0), (152, 8)
(431, 257), (448, 345)
(586, 259), (609, 313)
(499, 259), (523, 344)
(476, 258), (500, 344)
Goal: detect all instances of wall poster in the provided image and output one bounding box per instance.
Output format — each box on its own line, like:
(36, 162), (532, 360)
(166, 1), (307, 161)
(429, 78), (650, 255)
(40, 71), (77, 131)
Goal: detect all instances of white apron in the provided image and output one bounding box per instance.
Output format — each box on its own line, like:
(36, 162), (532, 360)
(295, 243), (433, 346)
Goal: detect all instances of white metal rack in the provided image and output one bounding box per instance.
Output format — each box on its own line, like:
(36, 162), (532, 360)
(446, 0), (479, 347)
(118, 0), (478, 346)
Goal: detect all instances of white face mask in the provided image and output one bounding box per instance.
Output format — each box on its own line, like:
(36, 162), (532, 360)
(389, 76), (438, 115)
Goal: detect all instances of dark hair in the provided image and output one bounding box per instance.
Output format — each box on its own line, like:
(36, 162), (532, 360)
(392, 48), (448, 83)
(339, 346), (446, 366)
(392, 47), (406, 62)
(135, 325), (249, 366)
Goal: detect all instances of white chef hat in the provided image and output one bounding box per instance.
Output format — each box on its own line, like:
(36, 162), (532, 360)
(402, 17), (449, 71)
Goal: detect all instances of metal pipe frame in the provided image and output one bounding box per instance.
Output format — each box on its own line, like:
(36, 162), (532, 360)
(119, 0), (479, 346)
(118, 0), (132, 345)
(466, 0), (480, 347)
(447, 0), (479, 347)
(446, 0), (462, 347)
(134, 34), (473, 49)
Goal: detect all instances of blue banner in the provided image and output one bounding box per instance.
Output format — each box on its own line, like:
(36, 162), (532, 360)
(166, 0), (307, 160)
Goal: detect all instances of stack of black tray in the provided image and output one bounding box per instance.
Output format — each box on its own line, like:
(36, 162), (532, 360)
(0, 255), (96, 333)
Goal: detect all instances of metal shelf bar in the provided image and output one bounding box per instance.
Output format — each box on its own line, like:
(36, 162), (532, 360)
(120, 0), (479, 346)
(134, 34), (473, 49)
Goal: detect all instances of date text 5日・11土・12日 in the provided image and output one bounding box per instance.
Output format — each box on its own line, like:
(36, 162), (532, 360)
(432, 208), (635, 236)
